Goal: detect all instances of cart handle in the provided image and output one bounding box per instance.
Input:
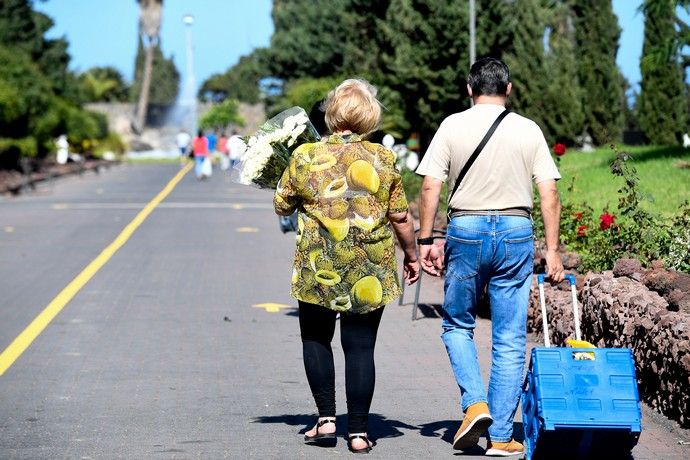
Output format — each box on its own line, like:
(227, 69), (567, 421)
(536, 273), (580, 347)
(537, 273), (576, 285)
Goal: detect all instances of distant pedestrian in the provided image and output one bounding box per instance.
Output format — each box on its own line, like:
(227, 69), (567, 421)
(217, 134), (230, 171)
(176, 130), (191, 166)
(416, 57), (564, 456)
(192, 130), (210, 180)
(227, 132), (245, 169)
(273, 78), (419, 454)
(55, 134), (69, 165)
(206, 131), (218, 154)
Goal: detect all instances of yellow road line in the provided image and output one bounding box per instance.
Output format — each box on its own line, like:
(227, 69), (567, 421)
(0, 162), (192, 376)
(236, 227), (259, 233)
(252, 303), (291, 313)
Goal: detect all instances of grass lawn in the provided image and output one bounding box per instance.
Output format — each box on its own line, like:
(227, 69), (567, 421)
(557, 145), (690, 216)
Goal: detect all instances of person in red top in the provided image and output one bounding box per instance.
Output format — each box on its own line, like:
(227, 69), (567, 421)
(217, 133), (230, 171)
(192, 130), (209, 179)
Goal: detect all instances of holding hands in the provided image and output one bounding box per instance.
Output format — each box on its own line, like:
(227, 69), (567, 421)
(419, 240), (445, 277)
(402, 254), (420, 285)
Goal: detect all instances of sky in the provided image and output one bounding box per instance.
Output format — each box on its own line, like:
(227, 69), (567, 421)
(35, 0), (274, 89)
(35, 0), (688, 94)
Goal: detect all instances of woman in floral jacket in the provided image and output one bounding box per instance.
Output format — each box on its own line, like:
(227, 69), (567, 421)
(274, 79), (419, 453)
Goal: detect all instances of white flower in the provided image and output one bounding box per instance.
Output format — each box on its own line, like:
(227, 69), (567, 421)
(239, 140), (274, 184)
(234, 106), (318, 189)
(282, 112), (309, 132)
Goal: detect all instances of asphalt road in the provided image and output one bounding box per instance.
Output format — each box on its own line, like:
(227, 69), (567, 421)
(1, 163), (688, 459)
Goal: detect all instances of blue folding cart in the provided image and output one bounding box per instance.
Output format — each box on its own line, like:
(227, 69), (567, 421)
(521, 274), (642, 459)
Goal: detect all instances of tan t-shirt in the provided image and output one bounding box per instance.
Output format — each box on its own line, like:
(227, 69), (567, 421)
(416, 103), (560, 211)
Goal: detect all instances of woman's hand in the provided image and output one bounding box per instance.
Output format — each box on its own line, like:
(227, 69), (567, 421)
(403, 255), (420, 285)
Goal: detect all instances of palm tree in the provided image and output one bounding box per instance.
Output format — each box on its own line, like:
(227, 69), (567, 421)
(133, 0), (163, 134)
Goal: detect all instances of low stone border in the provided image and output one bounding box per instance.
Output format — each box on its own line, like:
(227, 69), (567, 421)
(0, 160), (117, 195)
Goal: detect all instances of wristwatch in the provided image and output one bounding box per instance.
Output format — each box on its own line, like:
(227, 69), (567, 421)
(417, 237), (435, 245)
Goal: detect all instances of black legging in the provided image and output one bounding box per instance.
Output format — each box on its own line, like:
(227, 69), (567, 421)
(298, 301), (384, 434)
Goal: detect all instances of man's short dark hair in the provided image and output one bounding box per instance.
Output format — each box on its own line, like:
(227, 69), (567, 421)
(468, 57), (510, 97)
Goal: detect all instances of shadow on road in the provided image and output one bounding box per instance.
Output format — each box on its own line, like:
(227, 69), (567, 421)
(418, 419), (524, 450)
(252, 413), (418, 440)
(416, 303), (443, 318)
(253, 413), (523, 449)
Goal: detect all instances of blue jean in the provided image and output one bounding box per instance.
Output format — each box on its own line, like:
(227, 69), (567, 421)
(442, 214), (534, 442)
(194, 156), (205, 177)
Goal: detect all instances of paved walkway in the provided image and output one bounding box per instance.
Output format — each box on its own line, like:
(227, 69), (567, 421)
(0, 163), (688, 459)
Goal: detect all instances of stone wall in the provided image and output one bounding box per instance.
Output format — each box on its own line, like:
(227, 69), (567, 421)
(528, 269), (690, 427)
(85, 102), (265, 151)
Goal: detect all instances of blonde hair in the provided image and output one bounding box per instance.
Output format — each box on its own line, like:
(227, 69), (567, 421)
(324, 78), (382, 136)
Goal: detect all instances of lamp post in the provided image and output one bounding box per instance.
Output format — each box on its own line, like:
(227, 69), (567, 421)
(182, 14), (197, 132)
(469, 0), (476, 67)
(469, 0), (476, 106)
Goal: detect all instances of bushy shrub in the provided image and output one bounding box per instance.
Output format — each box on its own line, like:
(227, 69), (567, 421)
(94, 132), (127, 157)
(198, 99), (245, 132)
(535, 146), (689, 273)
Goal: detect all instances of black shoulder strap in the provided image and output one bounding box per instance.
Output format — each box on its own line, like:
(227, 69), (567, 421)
(448, 109), (510, 205)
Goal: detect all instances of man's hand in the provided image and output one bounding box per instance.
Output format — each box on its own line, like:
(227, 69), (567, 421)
(420, 241), (444, 276)
(545, 249), (565, 283)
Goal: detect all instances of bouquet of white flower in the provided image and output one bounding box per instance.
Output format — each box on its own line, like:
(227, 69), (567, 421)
(235, 106), (320, 189)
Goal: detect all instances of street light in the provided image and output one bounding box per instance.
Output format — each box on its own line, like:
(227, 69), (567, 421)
(469, 0), (476, 107)
(182, 14), (196, 132)
(469, 0), (476, 67)
(183, 14), (195, 81)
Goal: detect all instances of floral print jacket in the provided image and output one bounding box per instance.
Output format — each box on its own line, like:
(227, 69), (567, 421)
(274, 134), (409, 314)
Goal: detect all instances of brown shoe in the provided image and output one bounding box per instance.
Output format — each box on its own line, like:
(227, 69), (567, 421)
(485, 439), (524, 456)
(452, 402), (493, 450)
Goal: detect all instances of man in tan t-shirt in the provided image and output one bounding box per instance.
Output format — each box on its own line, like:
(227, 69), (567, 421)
(416, 57), (564, 456)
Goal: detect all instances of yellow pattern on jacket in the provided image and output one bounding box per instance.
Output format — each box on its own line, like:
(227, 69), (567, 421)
(274, 134), (409, 314)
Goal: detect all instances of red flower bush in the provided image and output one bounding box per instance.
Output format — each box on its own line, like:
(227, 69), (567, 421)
(599, 212), (616, 230)
(553, 143), (567, 156)
(573, 211), (584, 221)
(577, 225), (587, 237)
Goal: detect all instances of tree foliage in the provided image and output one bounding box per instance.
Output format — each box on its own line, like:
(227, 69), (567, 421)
(269, 76), (342, 117)
(198, 99), (244, 131)
(266, 0), (346, 79)
(573, 0), (625, 144)
(339, 0), (391, 76)
(503, 0), (549, 131)
(80, 66), (130, 102)
(199, 50), (268, 104)
(476, 0), (514, 58)
(0, 0), (107, 162)
(130, 38), (180, 106)
(202, 0), (686, 149)
(382, 0), (469, 144)
(540, 2), (585, 145)
(638, 0), (687, 145)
